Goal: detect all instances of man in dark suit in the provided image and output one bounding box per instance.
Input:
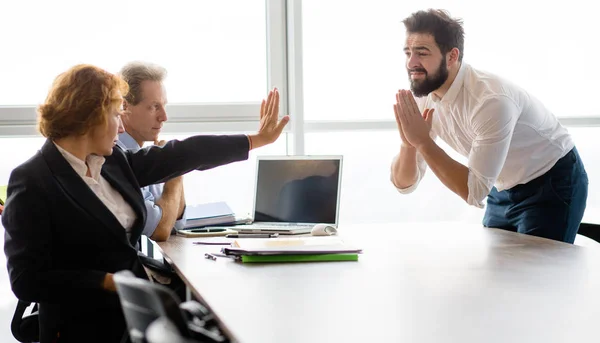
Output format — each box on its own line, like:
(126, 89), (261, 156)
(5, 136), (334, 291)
(2, 64), (288, 342)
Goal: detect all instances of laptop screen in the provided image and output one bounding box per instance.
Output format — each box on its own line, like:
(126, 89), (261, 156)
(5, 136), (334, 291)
(253, 157), (342, 224)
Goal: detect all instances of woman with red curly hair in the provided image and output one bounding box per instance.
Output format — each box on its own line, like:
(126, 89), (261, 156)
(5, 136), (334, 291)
(2, 64), (288, 342)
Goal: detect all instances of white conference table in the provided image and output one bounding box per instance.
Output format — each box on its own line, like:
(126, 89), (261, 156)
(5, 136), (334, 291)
(157, 222), (600, 343)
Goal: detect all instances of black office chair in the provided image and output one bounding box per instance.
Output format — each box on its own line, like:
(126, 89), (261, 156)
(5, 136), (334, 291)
(146, 318), (198, 343)
(10, 299), (39, 343)
(113, 270), (228, 343)
(578, 222), (600, 243)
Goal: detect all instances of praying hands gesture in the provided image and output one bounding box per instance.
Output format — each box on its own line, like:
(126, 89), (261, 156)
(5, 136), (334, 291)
(393, 89), (434, 149)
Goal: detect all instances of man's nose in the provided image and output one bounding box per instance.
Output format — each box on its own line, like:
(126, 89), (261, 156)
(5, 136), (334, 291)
(407, 54), (422, 70)
(158, 107), (168, 122)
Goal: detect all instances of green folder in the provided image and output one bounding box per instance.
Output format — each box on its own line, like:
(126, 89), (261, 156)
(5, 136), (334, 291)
(240, 253), (359, 263)
(0, 185), (7, 206)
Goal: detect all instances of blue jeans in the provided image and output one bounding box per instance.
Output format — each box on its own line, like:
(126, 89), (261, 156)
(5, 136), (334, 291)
(483, 147), (588, 244)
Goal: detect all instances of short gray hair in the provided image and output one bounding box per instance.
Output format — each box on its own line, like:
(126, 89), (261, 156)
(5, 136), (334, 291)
(119, 61), (167, 105)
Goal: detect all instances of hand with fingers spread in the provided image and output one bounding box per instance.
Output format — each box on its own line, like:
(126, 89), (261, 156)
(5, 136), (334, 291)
(394, 89), (435, 149)
(248, 88), (290, 150)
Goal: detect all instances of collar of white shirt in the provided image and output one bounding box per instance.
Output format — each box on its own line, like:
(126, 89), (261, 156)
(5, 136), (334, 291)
(431, 62), (467, 105)
(53, 142), (105, 182)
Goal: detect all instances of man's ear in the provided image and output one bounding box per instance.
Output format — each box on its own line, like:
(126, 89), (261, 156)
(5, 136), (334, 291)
(123, 100), (129, 110)
(447, 47), (460, 67)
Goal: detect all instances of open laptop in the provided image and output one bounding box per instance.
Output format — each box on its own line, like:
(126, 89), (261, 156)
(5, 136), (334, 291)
(236, 156), (343, 235)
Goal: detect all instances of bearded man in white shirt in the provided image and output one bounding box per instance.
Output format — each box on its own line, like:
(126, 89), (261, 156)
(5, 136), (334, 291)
(390, 9), (588, 243)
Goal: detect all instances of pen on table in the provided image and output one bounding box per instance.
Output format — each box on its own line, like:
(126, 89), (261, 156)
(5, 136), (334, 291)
(204, 252), (218, 261)
(225, 233), (279, 239)
(204, 252), (231, 260)
(188, 228), (227, 233)
(192, 241), (232, 245)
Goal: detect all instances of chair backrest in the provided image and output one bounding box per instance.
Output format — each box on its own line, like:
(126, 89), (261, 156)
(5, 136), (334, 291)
(578, 223), (600, 243)
(10, 300), (39, 343)
(113, 270), (191, 343)
(146, 318), (197, 343)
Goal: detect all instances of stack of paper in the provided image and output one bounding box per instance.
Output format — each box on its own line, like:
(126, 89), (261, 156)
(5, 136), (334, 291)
(183, 202), (237, 229)
(222, 237), (362, 263)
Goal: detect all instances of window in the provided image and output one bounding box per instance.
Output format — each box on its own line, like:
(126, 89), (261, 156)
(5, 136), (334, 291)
(0, 137), (46, 185)
(302, 1), (599, 121)
(304, 130), (483, 224)
(0, 0), (267, 106)
(299, 1), (599, 225)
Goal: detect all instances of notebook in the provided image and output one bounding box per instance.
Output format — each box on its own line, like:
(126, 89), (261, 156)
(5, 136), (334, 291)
(182, 201), (235, 229)
(235, 156), (343, 235)
(222, 237), (362, 263)
(238, 254), (358, 263)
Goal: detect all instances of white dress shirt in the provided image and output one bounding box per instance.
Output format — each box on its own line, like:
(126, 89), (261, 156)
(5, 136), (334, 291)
(395, 63), (574, 208)
(54, 143), (137, 232)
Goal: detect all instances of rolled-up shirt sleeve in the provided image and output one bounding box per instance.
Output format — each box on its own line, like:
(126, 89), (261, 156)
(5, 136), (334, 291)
(143, 199), (187, 234)
(143, 183), (188, 236)
(466, 96), (519, 207)
(141, 186), (161, 237)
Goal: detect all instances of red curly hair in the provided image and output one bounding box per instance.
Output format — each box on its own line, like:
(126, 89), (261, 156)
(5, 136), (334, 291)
(38, 64), (129, 139)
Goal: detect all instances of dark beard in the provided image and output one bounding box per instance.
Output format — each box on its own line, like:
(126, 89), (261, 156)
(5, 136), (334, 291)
(408, 57), (449, 97)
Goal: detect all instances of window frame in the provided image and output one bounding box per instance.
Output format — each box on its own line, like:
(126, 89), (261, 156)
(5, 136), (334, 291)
(1, 1), (600, 149)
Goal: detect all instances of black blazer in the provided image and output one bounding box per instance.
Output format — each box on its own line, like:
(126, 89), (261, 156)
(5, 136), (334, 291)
(2, 135), (249, 343)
